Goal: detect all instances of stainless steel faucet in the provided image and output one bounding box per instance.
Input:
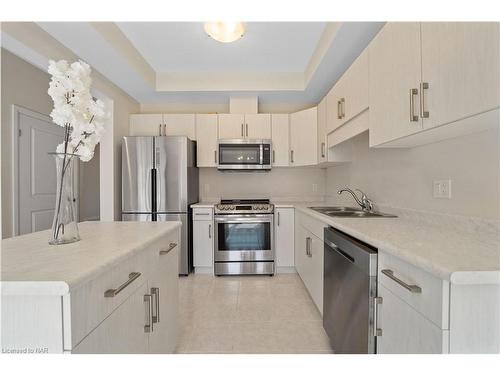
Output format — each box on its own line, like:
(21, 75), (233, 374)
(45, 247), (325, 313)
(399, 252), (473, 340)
(337, 188), (374, 212)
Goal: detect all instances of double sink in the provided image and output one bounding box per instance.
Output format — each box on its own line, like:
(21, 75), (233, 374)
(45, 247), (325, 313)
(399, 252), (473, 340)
(309, 206), (397, 218)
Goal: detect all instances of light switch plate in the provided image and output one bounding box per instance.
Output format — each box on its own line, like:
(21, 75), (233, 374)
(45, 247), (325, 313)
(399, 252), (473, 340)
(433, 179), (452, 199)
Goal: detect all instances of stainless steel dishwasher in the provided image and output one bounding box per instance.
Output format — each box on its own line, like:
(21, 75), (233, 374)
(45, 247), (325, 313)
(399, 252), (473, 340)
(323, 227), (379, 354)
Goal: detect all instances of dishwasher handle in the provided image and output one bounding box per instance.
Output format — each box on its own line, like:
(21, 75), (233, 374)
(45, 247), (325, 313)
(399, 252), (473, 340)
(325, 240), (355, 263)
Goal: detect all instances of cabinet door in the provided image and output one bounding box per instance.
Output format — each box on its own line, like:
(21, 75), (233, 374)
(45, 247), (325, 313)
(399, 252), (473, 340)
(271, 114), (290, 167)
(244, 114), (271, 139)
(294, 222), (309, 285)
(218, 114), (245, 139)
(290, 107), (318, 166)
(376, 284), (446, 354)
(317, 96), (328, 163)
(308, 234), (324, 314)
(341, 49), (369, 124)
(326, 84), (343, 133)
(72, 283), (149, 354)
(275, 208), (295, 268)
(193, 220), (214, 268)
(195, 114), (218, 167)
(130, 114), (163, 136)
(369, 23), (423, 147)
(148, 246), (179, 354)
(421, 22), (500, 130)
(163, 114), (196, 140)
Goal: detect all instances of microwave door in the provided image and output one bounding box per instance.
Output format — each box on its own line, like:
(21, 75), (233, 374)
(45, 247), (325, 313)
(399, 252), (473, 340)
(219, 144), (261, 166)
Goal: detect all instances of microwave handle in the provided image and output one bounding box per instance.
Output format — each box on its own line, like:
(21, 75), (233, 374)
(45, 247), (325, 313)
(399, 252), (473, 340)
(260, 144), (263, 165)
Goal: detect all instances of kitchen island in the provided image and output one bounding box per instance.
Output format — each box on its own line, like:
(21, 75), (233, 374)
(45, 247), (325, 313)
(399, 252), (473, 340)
(1, 221), (181, 354)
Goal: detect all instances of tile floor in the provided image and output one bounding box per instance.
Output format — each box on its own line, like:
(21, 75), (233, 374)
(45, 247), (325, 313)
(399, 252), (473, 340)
(175, 273), (333, 354)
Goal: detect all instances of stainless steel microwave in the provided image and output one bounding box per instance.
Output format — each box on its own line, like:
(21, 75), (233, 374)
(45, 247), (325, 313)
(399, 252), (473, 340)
(217, 139), (272, 171)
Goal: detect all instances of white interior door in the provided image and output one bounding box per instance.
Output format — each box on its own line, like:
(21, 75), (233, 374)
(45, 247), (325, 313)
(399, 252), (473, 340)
(16, 107), (65, 235)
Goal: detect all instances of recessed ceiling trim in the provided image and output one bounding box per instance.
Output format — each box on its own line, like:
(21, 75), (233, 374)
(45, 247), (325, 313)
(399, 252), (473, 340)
(156, 72), (305, 92)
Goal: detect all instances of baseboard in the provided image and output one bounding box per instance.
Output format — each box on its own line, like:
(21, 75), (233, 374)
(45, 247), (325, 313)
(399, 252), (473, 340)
(194, 267), (214, 275)
(276, 266), (297, 274)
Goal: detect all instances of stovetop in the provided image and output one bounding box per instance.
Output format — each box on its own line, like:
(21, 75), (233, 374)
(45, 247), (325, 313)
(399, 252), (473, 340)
(215, 199), (274, 214)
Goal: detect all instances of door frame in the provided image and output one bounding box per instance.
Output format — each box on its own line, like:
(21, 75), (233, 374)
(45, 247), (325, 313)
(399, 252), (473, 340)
(11, 105), (79, 236)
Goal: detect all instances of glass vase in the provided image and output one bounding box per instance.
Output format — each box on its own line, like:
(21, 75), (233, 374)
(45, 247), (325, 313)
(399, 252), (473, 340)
(49, 153), (80, 245)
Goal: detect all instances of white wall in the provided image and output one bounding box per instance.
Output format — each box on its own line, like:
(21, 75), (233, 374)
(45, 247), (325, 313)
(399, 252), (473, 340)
(199, 167), (326, 202)
(326, 129), (500, 220)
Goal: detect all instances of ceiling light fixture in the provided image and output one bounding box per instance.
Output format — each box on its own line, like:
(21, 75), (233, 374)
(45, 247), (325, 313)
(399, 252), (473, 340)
(204, 22), (245, 43)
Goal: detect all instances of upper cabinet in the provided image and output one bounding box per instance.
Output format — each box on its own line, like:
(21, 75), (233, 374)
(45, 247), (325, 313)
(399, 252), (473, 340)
(327, 49), (369, 134)
(369, 22), (500, 147)
(129, 113), (196, 139)
(290, 107), (318, 167)
(271, 114), (290, 167)
(317, 96), (328, 163)
(218, 113), (271, 139)
(195, 114), (218, 167)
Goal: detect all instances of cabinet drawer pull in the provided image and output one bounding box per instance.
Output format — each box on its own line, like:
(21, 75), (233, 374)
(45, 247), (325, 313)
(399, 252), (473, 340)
(208, 224), (212, 239)
(373, 296), (383, 337)
(151, 287), (160, 323)
(409, 88), (419, 122)
(195, 213), (210, 216)
(381, 269), (422, 293)
(104, 272), (141, 297)
(159, 242), (177, 255)
(144, 294), (153, 333)
(420, 82), (429, 118)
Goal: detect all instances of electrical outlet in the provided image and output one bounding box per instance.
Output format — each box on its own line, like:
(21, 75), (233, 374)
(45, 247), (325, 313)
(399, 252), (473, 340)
(433, 179), (452, 199)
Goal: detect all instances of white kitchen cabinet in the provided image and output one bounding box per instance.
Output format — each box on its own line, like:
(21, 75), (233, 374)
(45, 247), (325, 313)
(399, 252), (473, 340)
(289, 107), (318, 167)
(317, 96), (328, 163)
(326, 84), (343, 135)
(244, 113), (272, 139)
(274, 208), (295, 269)
(147, 245), (179, 354)
(130, 114), (164, 136)
(73, 282), (150, 354)
(376, 284), (448, 354)
(163, 114), (196, 139)
(271, 114), (290, 167)
(369, 22), (423, 147)
(218, 114), (245, 139)
(195, 114), (218, 167)
(420, 22), (500, 130)
(193, 207), (214, 273)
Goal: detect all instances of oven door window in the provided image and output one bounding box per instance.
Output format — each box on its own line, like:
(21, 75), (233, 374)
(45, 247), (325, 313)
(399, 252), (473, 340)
(217, 222), (271, 251)
(219, 144), (261, 165)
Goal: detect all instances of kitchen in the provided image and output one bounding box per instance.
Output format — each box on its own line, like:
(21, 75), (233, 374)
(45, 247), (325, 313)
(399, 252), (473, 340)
(1, 6), (500, 372)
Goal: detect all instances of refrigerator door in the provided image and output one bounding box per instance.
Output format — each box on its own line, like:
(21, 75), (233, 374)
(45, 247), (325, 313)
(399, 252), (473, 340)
(122, 137), (153, 213)
(154, 136), (198, 213)
(157, 213), (192, 276)
(122, 213), (153, 221)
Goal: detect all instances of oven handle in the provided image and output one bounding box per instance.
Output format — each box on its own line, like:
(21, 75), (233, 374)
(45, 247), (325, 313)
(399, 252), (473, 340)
(214, 214), (274, 223)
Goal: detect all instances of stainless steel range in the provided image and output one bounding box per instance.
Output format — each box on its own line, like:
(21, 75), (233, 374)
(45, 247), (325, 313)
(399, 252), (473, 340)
(214, 199), (274, 276)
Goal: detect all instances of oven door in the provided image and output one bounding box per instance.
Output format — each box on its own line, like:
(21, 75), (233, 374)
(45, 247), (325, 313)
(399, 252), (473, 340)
(214, 214), (274, 262)
(217, 142), (271, 170)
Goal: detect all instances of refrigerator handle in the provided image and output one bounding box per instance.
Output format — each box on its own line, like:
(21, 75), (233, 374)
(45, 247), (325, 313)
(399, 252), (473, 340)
(155, 147), (161, 211)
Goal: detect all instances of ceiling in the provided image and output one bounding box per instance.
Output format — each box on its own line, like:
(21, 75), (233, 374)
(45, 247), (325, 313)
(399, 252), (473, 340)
(3, 22), (385, 108)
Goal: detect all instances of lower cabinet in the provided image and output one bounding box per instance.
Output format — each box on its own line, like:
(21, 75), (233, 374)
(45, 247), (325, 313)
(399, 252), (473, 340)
(73, 282), (150, 354)
(294, 212), (324, 314)
(376, 283), (448, 354)
(274, 208), (295, 269)
(193, 207), (214, 273)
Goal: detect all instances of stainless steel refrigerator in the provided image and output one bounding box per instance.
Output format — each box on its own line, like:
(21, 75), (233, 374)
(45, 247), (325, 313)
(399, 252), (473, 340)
(121, 136), (199, 275)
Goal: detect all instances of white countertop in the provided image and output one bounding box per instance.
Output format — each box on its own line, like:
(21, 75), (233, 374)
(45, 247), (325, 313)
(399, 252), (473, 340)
(1, 221), (181, 295)
(289, 203), (500, 284)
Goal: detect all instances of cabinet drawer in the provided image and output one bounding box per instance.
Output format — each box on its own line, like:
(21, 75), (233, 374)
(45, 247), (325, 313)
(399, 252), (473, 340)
(296, 210), (327, 240)
(378, 251), (449, 329)
(193, 208), (213, 221)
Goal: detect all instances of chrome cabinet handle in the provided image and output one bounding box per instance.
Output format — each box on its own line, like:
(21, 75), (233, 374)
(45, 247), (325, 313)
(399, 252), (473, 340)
(373, 297), (383, 337)
(337, 100), (342, 119)
(306, 237), (312, 257)
(151, 287), (160, 323)
(420, 82), (429, 118)
(381, 269), (422, 293)
(195, 213), (210, 216)
(208, 224), (212, 239)
(241, 124), (244, 137)
(104, 272), (141, 297)
(159, 242), (177, 255)
(340, 98), (345, 119)
(409, 88), (419, 122)
(144, 294), (153, 332)
(321, 142), (325, 158)
(163, 124), (166, 136)
(158, 124), (162, 136)
(272, 150), (275, 163)
(290, 150), (294, 163)
(277, 212), (280, 226)
(246, 123), (248, 137)
(214, 150), (217, 164)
